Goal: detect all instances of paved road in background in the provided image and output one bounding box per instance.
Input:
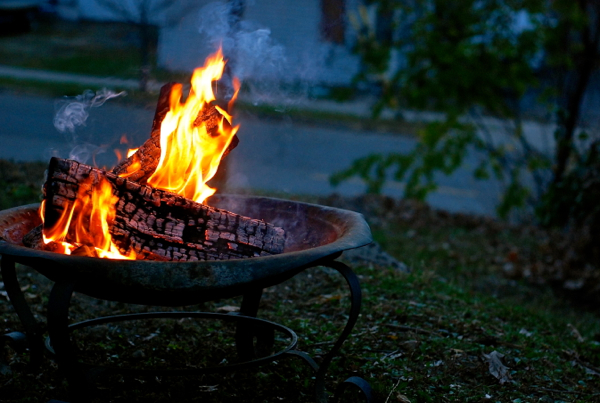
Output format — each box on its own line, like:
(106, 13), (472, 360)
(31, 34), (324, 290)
(0, 92), (502, 216)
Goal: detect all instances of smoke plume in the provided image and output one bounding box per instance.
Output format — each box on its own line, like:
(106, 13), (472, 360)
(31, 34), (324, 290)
(197, 1), (317, 106)
(54, 89), (126, 134)
(53, 88), (126, 165)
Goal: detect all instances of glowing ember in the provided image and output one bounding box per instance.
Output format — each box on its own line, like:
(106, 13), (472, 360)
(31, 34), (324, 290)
(146, 48), (239, 203)
(40, 177), (136, 260)
(127, 148), (139, 158)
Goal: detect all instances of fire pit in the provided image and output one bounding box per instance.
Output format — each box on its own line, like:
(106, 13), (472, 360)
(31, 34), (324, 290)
(1, 46), (375, 401)
(0, 195), (374, 402)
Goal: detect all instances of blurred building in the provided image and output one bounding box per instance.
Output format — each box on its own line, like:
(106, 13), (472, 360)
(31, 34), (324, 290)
(54, 0), (362, 87)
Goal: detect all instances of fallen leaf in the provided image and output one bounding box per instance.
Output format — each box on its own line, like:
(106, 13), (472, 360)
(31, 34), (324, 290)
(309, 294), (343, 304)
(199, 385), (218, 392)
(483, 350), (511, 384)
(519, 328), (533, 337)
(396, 394), (412, 402)
(400, 340), (419, 351)
(507, 250), (519, 263)
(568, 324), (584, 342)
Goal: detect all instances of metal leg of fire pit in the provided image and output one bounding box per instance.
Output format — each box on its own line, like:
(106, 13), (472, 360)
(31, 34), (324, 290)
(1, 256), (44, 369)
(283, 260), (373, 403)
(235, 288), (275, 361)
(47, 280), (93, 403)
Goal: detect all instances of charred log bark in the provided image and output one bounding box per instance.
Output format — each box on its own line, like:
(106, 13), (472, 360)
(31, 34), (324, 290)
(111, 82), (175, 183)
(112, 82), (239, 184)
(39, 157), (285, 261)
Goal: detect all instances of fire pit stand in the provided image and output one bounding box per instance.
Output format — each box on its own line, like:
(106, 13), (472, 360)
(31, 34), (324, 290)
(0, 196), (374, 402)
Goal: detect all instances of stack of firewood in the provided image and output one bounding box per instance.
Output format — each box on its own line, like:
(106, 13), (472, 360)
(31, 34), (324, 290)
(23, 84), (285, 261)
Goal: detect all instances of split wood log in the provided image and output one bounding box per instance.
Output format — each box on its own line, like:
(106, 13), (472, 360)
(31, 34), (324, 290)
(112, 82), (239, 184)
(35, 157), (285, 261)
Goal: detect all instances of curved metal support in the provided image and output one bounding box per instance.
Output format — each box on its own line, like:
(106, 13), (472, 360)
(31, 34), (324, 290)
(1, 256), (44, 368)
(313, 260), (370, 403)
(283, 349), (320, 373)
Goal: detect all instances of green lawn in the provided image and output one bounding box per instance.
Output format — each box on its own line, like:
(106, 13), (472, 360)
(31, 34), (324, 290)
(0, 19), (150, 79)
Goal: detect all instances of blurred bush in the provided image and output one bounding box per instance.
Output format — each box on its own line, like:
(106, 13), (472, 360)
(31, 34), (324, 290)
(0, 160), (45, 210)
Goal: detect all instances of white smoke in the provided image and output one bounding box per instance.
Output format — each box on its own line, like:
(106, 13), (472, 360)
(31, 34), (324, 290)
(197, 1), (315, 107)
(53, 88), (126, 165)
(231, 23), (286, 82)
(54, 88), (126, 134)
(68, 143), (107, 165)
(198, 2), (285, 80)
(198, 2), (232, 45)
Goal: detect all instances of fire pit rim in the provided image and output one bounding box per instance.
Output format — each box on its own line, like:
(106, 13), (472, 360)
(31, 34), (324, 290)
(0, 196), (372, 305)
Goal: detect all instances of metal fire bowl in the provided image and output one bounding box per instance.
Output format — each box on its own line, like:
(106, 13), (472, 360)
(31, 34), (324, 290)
(0, 195), (372, 306)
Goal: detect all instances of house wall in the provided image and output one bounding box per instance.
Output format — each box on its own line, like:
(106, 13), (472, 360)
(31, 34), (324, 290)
(157, 0), (361, 86)
(156, 0), (215, 75)
(56, 0), (169, 24)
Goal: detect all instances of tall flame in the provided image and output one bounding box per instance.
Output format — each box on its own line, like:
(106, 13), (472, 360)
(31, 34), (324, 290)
(147, 48), (239, 203)
(40, 178), (135, 260)
(40, 48), (238, 259)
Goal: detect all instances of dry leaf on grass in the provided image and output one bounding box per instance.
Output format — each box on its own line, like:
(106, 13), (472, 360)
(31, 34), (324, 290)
(396, 394), (412, 402)
(483, 350), (511, 384)
(568, 323), (585, 342)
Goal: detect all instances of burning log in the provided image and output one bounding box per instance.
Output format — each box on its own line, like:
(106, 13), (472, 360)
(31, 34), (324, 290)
(32, 157), (285, 261)
(112, 82), (239, 184)
(110, 82), (175, 183)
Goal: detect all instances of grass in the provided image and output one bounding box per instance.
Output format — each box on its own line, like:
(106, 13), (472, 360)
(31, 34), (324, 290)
(0, 160), (45, 210)
(354, 267), (600, 402)
(0, 161), (599, 402)
(0, 18), (151, 79)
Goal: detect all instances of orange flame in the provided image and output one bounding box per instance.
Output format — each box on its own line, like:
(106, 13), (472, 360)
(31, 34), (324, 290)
(40, 48), (239, 259)
(115, 135), (139, 164)
(40, 178), (135, 260)
(146, 48), (239, 203)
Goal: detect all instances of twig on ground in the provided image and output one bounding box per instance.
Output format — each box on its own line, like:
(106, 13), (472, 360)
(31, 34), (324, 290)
(305, 340), (335, 347)
(384, 377), (402, 403)
(384, 324), (442, 336)
(573, 355), (600, 375)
